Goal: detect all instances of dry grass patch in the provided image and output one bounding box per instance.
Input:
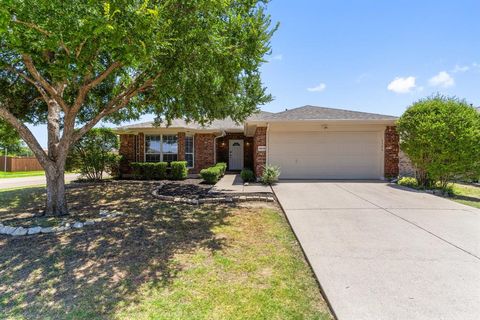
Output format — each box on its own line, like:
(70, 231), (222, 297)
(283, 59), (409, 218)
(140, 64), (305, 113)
(0, 183), (331, 319)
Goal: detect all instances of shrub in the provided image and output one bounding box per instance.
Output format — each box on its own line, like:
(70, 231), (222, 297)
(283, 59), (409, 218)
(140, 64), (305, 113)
(200, 166), (222, 184)
(131, 162), (168, 180)
(398, 177), (418, 188)
(260, 164), (280, 185)
(215, 162), (227, 176)
(170, 161), (188, 180)
(66, 128), (119, 181)
(397, 94), (480, 191)
(240, 168), (255, 182)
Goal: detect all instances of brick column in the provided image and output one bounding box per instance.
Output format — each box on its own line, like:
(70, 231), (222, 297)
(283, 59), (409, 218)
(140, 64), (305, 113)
(119, 134), (136, 174)
(194, 133), (216, 173)
(137, 133), (145, 162)
(253, 127), (267, 177)
(177, 132), (186, 161)
(384, 126), (399, 178)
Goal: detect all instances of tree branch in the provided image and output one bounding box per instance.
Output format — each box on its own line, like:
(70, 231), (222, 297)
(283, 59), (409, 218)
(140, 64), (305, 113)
(13, 19), (51, 37)
(71, 75), (158, 144)
(0, 105), (50, 167)
(22, 54), (69, 113)
(4, 65), (50, 102)
(71, 61), (122, 113)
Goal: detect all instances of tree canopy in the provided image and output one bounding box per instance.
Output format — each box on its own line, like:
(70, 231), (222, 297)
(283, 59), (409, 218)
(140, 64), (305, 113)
(397, 95), (480, 189)
(0, 0), (276, 215)
(0, 120), (22, 154)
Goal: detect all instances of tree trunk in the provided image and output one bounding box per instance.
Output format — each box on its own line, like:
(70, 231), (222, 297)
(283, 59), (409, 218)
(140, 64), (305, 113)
(45, 164), (68, 216)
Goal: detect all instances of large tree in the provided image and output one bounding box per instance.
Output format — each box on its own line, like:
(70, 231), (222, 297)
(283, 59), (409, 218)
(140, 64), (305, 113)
(0, 0), (275, 215)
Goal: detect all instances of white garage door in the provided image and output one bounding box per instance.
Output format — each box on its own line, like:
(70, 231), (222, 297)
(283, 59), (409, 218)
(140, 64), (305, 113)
(268, 131), (383, 179)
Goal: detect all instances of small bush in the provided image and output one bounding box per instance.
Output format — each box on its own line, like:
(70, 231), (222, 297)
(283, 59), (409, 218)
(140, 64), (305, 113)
(170, 161), (188, 180)
(398, 177), (418, 188)
(200, 166), (222, 184)
(260, 164), (280, 185)
(131, 162), (168, 180)
(215, 162), (227, 176)
(240, 168), (255, 182)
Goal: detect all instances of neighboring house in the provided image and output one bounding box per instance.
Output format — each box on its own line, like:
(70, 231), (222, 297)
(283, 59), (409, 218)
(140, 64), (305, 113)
(114, 105), (400, 179)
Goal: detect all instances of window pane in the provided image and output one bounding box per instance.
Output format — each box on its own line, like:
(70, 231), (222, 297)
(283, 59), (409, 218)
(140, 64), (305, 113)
(163, 153), (178, 163)
(185, 136), (194, 153)
(162, 135), (178, 154)
(146, 154), (161, 162)
(185, 153), (194, 168)
(145, 135), (161, 154)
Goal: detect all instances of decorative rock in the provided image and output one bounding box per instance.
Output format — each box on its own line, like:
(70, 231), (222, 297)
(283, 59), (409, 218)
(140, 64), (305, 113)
(73, 222), (84, 229)
(12, 227), (27, 236)
(244, 182), (249, 186)
(27, 226), (42, 235)
(84, 220), (95, 226)
(239, 196), (247, 201)
(3, 226), (16, 235)
(41, 227), (54, 233)
(174, 197), (181, 202)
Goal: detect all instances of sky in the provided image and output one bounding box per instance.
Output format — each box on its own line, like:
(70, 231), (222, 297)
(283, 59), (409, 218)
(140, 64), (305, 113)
(28, 0), (480, 148)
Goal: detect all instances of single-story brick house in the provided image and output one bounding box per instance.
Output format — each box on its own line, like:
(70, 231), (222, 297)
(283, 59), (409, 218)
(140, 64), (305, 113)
(115, 105), (400, 179)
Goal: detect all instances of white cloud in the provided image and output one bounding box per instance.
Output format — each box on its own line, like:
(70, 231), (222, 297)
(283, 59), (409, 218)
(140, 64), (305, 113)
(271, 54), (283, 61)
(387, 76), (416, 94)
(307, 83), (326, 92)
(428, 71), (454, 88)
(452, 64), (470, 73)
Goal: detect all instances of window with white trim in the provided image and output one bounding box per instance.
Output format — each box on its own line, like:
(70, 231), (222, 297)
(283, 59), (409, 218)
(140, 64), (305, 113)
(185, 135), (194, 168)
(145, 134), (178, 164)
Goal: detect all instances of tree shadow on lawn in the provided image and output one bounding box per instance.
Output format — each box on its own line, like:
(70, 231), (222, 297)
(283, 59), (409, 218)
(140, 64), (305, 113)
(0, 183), (232, 318)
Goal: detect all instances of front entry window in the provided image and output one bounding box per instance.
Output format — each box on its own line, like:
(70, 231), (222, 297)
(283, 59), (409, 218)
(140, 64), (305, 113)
(145, 135), (178, 164)
(185, 135), (194, 168)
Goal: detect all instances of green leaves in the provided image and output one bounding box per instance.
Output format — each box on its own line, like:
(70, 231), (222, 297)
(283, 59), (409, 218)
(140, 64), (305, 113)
(1, 0), (275, 126)
(397, 95), (480, 188)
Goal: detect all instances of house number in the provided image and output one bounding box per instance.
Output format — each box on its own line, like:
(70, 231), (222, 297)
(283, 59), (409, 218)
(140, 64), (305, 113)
(257, 146), (266, 152)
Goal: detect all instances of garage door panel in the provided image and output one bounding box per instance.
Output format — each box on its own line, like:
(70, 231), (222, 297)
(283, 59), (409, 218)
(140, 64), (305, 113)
(268, 131), (383, 179)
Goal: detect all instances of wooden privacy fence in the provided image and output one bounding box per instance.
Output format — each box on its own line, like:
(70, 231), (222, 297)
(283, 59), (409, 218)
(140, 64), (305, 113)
(0, 156), (43, 172)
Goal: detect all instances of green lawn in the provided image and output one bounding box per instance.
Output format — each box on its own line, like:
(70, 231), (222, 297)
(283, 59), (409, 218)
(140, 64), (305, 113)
(451, 183), (480, 209)
(0, 183), (332, 320)
(0, 170), (45, 179)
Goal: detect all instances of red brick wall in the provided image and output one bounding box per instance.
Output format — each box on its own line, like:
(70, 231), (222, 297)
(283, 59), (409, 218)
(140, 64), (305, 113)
(119, 134), (137, 174)
(253, 127), (267, 177)
(384, 126), (400, 178)
(193, 133), (216, 173)
(178, 132), (186, 161)
(216, 132), (253, 170)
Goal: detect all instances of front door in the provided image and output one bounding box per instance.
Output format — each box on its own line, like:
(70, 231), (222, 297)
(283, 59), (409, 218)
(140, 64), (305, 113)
(228, 139), (244, 170)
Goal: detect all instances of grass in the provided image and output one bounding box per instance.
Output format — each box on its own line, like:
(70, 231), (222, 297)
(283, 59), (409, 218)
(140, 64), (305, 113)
(0, 183), (331, 320)
(0, 171), (45, 179)
(451, 183), (480, 209)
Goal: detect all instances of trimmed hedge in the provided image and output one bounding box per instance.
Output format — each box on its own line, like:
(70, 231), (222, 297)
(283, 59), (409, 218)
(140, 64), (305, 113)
(131, 162), (168, 180)
(199, 162), (227, 184)
(215, 162), (227, 176)
(240, 168), (255, 182)
(170, 161), (188, 180)
(200, 166), (222, 184)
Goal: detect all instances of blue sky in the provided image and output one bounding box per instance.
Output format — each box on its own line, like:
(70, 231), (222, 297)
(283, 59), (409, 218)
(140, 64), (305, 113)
(29, 0), (480, 147)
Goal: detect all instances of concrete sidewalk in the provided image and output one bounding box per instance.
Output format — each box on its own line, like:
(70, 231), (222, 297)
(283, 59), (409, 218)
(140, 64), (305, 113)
(0, 173), (80, 190)
(211, 174), (272, 194)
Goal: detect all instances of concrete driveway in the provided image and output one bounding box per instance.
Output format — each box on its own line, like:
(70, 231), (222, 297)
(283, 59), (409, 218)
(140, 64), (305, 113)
(272, 181), (480, 320)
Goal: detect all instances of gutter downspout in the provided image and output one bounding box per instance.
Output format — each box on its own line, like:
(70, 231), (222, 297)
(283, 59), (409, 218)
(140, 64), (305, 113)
(266, 123), (270, 165)
(213, 130), (226, 164)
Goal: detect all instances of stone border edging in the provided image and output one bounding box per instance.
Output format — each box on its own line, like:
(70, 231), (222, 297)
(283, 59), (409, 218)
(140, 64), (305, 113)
(152, 188), (275, 204)
(0, 210), (123, 237)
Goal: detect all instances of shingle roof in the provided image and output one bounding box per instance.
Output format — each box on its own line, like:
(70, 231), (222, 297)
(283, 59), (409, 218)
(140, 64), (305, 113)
(116, 111), (273, 131)
(116, 106), (396, 131)
(254, 105), (398, 121)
